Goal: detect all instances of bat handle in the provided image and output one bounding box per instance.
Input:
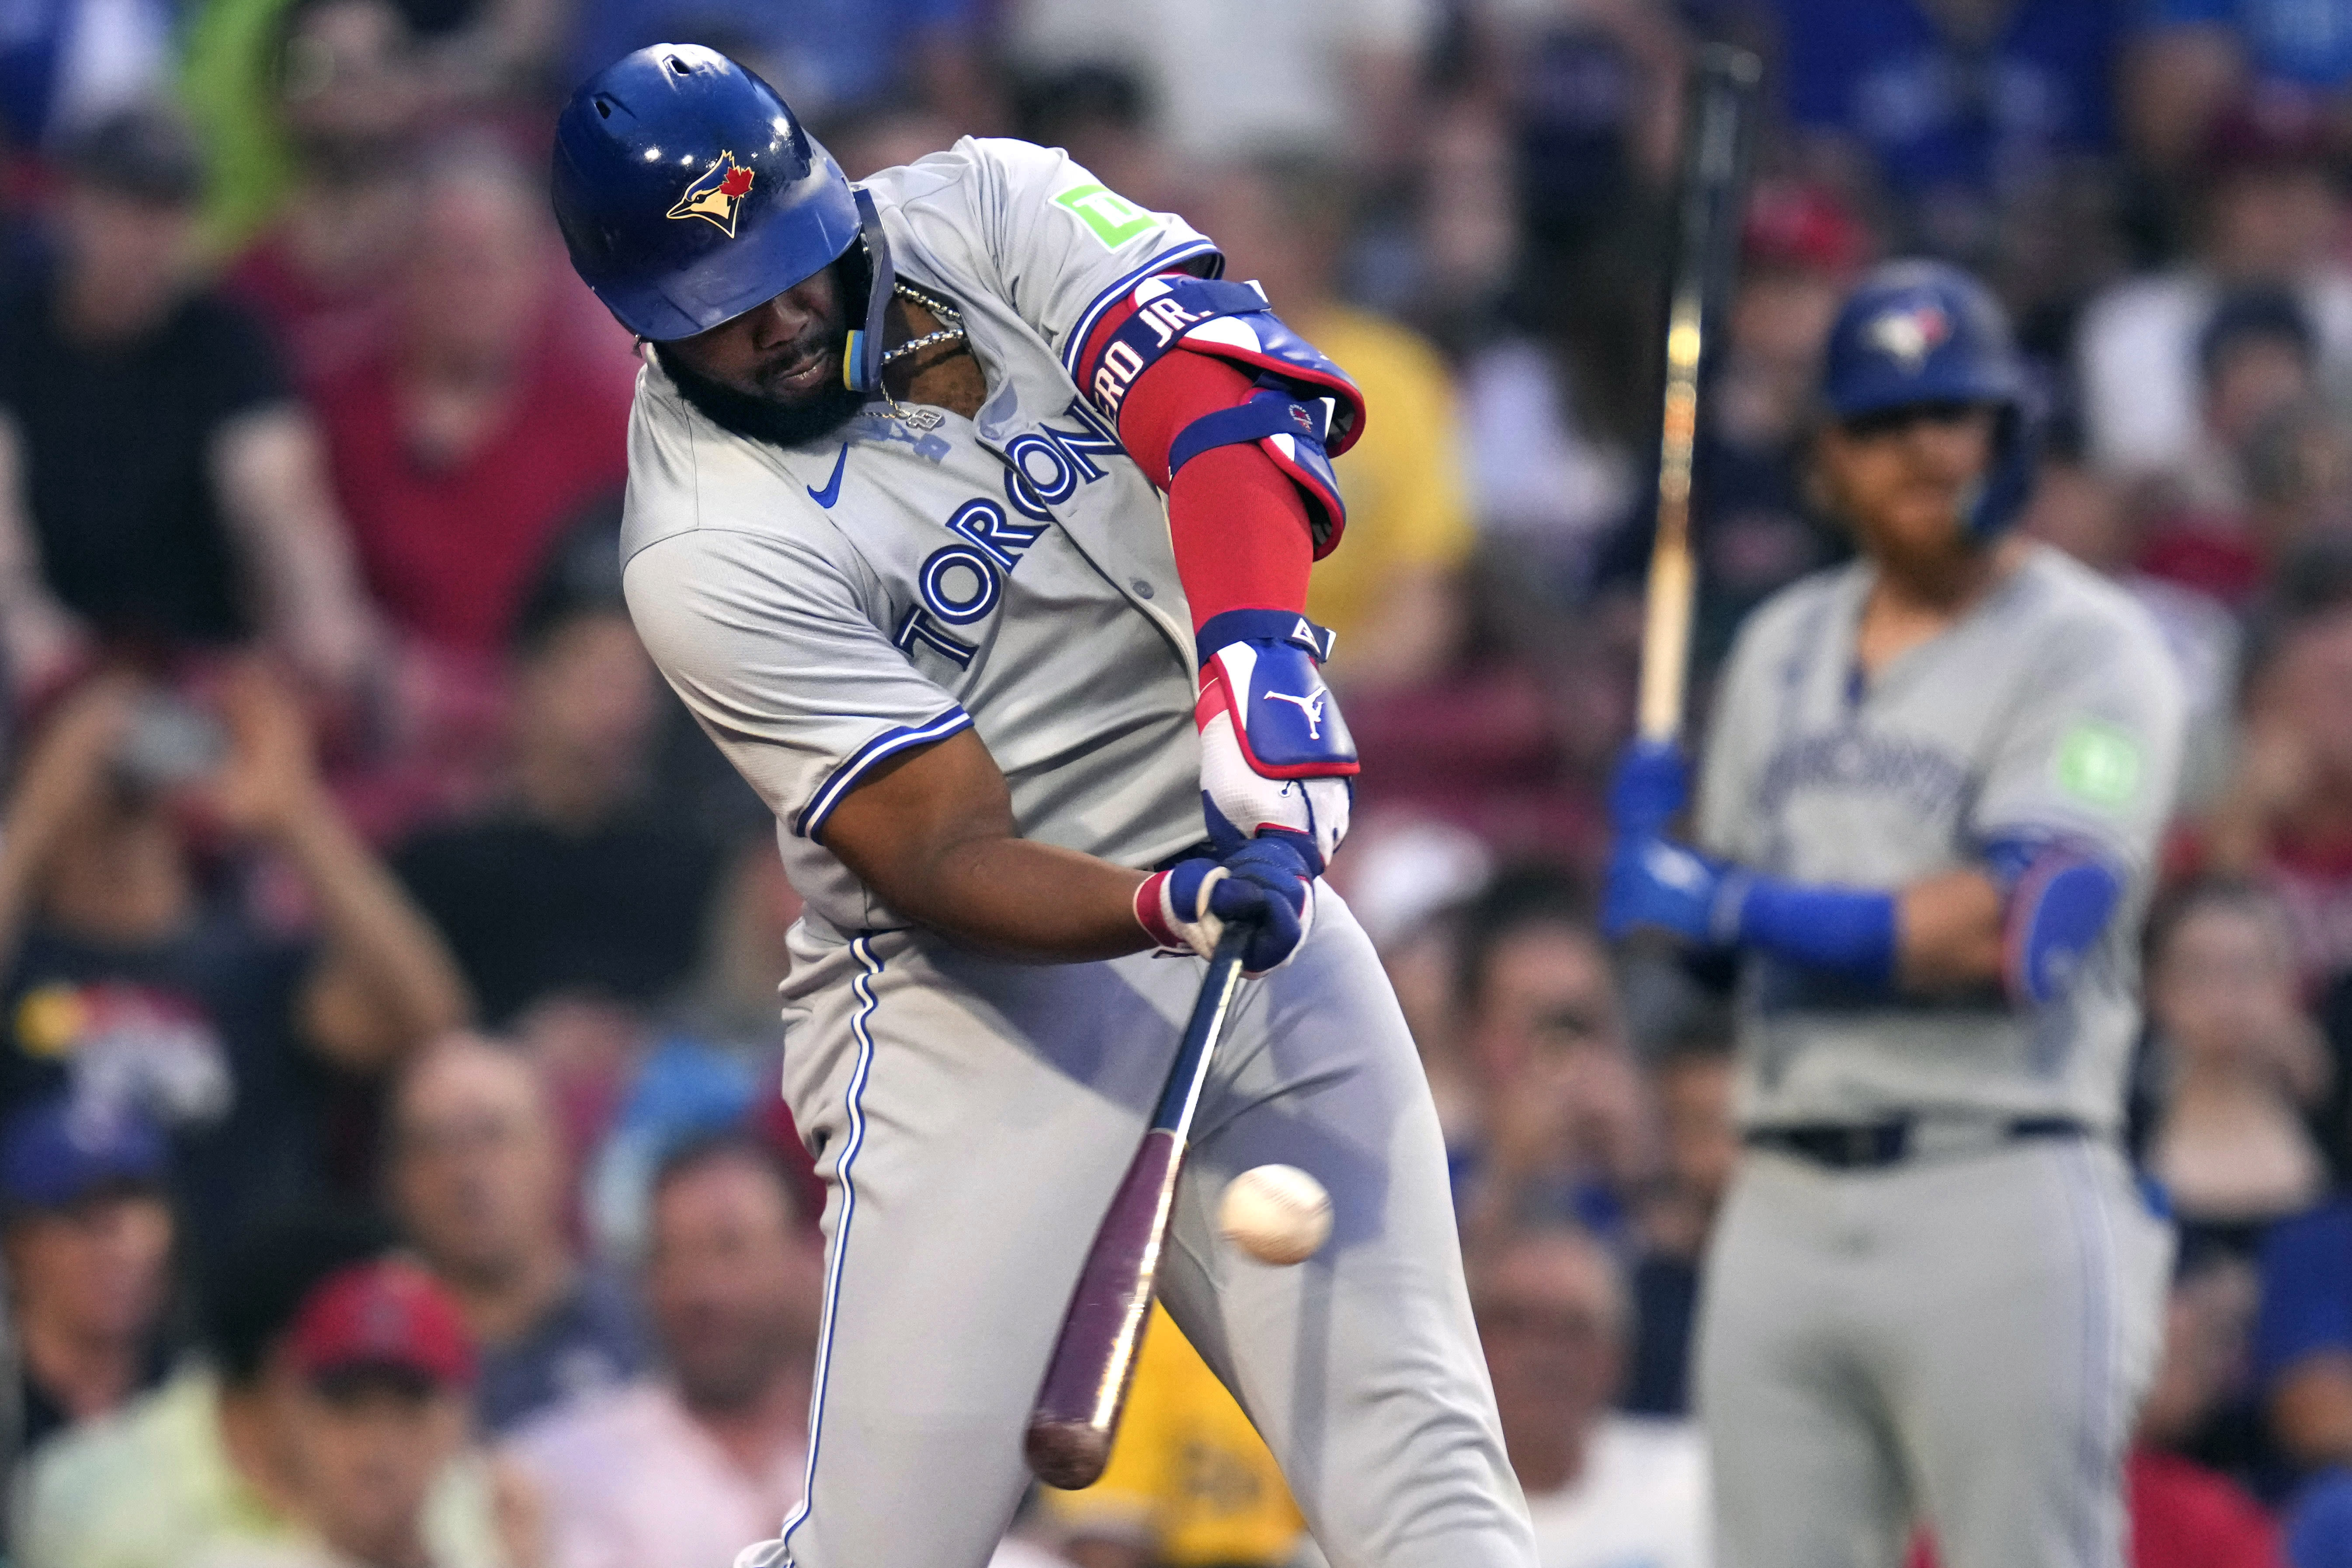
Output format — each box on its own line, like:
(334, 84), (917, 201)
(1024, 922), (1253, 1490)
(1636, 535), (1695, 744)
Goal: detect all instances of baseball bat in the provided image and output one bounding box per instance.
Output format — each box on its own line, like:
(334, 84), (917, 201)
(1025, 921), (1253, 1490)
(1636, 43), (1763, 744)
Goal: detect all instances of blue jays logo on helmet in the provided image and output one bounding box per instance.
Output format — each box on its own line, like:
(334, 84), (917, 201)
(667, 151), (755, 236)
(551, 45), (876, 345)
(1863, 301), (1950, 374)
(1820, 259), (2039, 539)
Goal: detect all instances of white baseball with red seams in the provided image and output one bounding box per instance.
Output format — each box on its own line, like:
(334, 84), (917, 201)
(1219, 1163), (1332, 1265)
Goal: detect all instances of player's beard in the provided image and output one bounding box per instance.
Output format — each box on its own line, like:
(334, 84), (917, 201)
(654, 337), (869, 451)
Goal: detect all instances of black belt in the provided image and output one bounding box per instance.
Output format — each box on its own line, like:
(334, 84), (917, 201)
(1744, 1116), (2089, 1170)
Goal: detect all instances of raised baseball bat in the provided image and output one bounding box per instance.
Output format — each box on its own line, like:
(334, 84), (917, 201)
(1636, 43), (1763, 744)
(1025, 921), (1253, 1490)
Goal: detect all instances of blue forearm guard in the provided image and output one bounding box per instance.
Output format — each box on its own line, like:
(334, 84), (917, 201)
(1729, 874), (1899, 988)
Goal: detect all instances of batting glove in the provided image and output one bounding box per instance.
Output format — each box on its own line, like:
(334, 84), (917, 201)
(1608, 738), (1690, 840)
(1602, 832), (1746, 947)
(1136, 837), (1315, 976)
(1195, 612), (1357, 875)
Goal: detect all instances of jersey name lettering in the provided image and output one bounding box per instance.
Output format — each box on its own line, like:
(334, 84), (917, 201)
(894, 405), (1129, 667)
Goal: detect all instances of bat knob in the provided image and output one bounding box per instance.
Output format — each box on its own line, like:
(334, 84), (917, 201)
(1024, 1417), (1112, 1490)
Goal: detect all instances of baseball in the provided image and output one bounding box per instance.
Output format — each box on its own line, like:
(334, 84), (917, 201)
(1219, 1165), (1332, 1266)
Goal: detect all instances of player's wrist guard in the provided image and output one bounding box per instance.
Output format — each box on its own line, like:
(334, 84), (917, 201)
(1192, 609), (1356, 875)
(1984, 834), (2124, 1007)
(1136, 838), (1315, 976)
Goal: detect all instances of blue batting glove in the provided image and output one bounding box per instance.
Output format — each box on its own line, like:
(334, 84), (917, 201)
(1136, 836), (1315, 975)
(1609, 739), (1689, 840)
(1603, 832), (1743, 945)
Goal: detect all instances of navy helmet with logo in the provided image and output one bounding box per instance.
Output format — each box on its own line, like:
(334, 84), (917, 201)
(552, 44), (894, 386)
(1819, 258), (2036, 538)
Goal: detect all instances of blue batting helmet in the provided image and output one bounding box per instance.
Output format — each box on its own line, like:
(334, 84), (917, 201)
(552, 44), (891, 382)
(1819, 258), (2036, 538)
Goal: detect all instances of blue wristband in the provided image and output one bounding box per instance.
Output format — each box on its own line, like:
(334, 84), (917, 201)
(1730, 875), (1898, 987)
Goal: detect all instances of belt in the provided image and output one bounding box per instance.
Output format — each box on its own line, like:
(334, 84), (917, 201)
(1743, 1116), (2089, 1171)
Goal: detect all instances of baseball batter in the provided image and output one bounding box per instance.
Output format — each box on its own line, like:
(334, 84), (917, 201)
(549, 45), (1536, 1568)
(1604, 261), (2185, 1568)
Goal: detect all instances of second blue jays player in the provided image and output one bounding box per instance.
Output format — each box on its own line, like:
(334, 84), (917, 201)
(550, 45), (1537, 1568)
(1605, 262), (2186, 1568)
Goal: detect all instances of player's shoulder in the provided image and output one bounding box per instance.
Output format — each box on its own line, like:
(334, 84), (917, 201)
(1724, 560), (1865, 671)
(2001, 546), (2171, 669)
(862, 136), (1082, 218)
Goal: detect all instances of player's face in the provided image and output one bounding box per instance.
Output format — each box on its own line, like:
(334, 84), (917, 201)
(665, 265), (851, 407)
(1816, 402), (1999, 568)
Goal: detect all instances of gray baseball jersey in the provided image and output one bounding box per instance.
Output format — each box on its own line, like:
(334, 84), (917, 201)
(1694, 546), (2187, 1133)
(623, 136), (1221, 937)
(1689, 546), (2185, 1568)
(617, 139), (1538, 1568)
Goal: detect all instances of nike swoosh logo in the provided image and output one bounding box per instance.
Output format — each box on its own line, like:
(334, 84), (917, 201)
(807, 443), (849, 508)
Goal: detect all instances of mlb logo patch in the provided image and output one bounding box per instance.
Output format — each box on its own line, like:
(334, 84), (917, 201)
(669, 151), (755, 236)
(1866, 302), (1950, 373)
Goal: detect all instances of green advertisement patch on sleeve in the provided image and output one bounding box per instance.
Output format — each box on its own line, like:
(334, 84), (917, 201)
(1053, 181), (1156, 248)
(2055, 721), (2142, 810)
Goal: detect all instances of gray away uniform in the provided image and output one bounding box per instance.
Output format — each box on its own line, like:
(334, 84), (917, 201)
(619, 138), (1535, 1568)
(1691, 548), (2185, 1568)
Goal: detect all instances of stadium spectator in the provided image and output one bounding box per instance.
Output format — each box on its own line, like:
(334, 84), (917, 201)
(0, 1097), (176, 1471)
(386, 1034), (647, 1435)
(1594, 181), (1863, 684)
(0, 666), (469, 1253)
(219, 0), (429, 384)
(2122, 0), (2352, 171)
(190, 1257), (490, 1568)
(564, 0), (996, 130)
(2145, 880), (2330, 1251)
(2078, 92), (2352, 486)
(2155, 287), (2323, 532)
(1623, 1033), (1736, 1418)
(0, 106), (378, 699)
(1003, 0), (1431, 170)
(2129, 1252), (2283, 1568)
(1471, 1224), (1709, 1568)
(1037, 1303), (1308, 1568)
(0, 0), (172, 154)
(2291, 1473), (2352, 1567)
(393, 522), (726, 1027)
(309, 142), (633, 662)
(504, 1134), (821, 1568)
(1194, 155), (1474, 692)
(2255, 1190), (2352, 1483)
(15, 1212), (508, 1568)
(1449, 869), (1647, 1247)
(1772, 0), (2123, 259)
(2199, 542), (2352, 985)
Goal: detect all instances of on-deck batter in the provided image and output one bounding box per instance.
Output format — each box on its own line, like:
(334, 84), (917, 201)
(1603, 261), (2186, 1568)
(549, 45), (1537, 1568)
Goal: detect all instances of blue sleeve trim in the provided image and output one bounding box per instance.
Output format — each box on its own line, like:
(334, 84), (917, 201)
(1734, 876), (1898, 988)
(793, 706), (975, 841)
(773, 932), (885, 1559)
(1058, 238), (1225, 378)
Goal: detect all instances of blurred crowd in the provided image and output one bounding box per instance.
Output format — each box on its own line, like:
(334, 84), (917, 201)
(9, 0), (2352, 1565)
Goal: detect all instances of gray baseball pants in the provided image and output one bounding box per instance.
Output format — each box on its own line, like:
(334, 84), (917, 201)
(1697, 1136), (2173, 1568)
(750, 893), (1537, 1568)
